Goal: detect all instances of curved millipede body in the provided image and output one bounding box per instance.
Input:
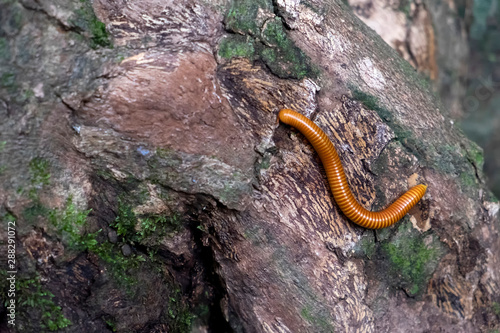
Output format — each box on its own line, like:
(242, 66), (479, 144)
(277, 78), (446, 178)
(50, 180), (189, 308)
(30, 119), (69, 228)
(278, 109), (427, 229)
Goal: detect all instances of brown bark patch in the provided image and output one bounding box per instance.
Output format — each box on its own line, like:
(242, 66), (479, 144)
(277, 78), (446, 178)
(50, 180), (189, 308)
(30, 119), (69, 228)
(79, 51), (255, 173)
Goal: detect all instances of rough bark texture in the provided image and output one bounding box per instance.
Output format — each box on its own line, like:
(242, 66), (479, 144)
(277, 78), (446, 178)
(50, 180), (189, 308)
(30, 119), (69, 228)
(0, 0), (499, 332)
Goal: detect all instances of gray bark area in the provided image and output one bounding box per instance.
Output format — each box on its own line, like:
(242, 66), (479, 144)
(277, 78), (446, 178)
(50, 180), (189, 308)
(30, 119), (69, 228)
(0, 0), (499, 332)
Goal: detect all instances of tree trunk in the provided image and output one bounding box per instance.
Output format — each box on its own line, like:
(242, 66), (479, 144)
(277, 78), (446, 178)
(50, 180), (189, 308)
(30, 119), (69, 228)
(0, 0), (499, 332)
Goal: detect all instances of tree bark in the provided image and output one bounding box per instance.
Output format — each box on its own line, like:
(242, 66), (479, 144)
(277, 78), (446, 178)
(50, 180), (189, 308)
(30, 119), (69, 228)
(0, 0), (499, 332)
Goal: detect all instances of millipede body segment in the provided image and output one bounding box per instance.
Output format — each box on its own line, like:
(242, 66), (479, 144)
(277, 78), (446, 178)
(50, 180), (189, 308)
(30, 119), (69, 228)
(278, 109), (427, 229)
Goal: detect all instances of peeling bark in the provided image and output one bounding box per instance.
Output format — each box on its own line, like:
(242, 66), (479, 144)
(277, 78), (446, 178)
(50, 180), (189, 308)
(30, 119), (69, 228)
(0, 0), (499, 333)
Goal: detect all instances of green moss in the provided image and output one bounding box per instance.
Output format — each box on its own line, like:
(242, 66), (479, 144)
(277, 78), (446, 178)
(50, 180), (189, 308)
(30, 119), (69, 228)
(72, 1), (112, 49)
(138, 213), (182, 240)
(225, 0), (273, 36)
(360, 235), (376, 259)
(262, 17), (289, 46)
(351, 88), (438, 168)
(260, 17), (319, 79)
(398, 57), (434, 93)
(1, 3), (24, 34)
(488, 193), (499, 203)
(24, 157), (52, 210)
(0, 273), (72, 331)
(48, 196), (97, 251)
(155, 147), (171, 159)
(112, 197), (182, 246)
(112, 198), (137, 239)
(300, 306), (334, 332)
(153, 147), (182, 168)
(218, 35), (255, 59)
(261, 47), (277, 62)
(353, 230), (379, 258)
(398, 0), (412, 18)
(382, 222), (443, 296)
(23, 88), (34, 101)
(29, 157), (51, 187)
(375, 217), (402, 242)
(260, 159), (271, 170)
(223, 0), (318, 79)
(92, 241), (145, 287)
(104, 318), (117, 332)
(492, 301), (500, 316)
(409, 284), (419, 295)
(351, 88), (391, 121)
(3, 212), (15, 222)
(0, 37), (10, 60)
(1, 72), (16, 88)
(20, 277), (72, 331)
(48, 196), (145, 287)
(95, 169), (115, 180)
(464, 142), (485, 170)
(257, 153), (272, 171)
(116, 53), (125, 63)
(460, 171), (476, 187)
(165, 288), (195, 332)
(89, 19), (111, 49)
(22, 201), (49, 223)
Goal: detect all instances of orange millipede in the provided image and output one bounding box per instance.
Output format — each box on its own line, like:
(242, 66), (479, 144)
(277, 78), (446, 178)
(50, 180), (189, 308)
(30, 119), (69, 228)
(278, 109), (427, 229)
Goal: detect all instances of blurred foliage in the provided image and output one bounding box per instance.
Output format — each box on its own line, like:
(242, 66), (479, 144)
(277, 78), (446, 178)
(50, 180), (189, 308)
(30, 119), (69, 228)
(470, 0), (500, 58)
(460, 0), (500, 197)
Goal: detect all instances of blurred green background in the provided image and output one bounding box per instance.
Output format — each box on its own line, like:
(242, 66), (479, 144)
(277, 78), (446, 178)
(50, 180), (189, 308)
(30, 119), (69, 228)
(460, 0), (500, 198)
